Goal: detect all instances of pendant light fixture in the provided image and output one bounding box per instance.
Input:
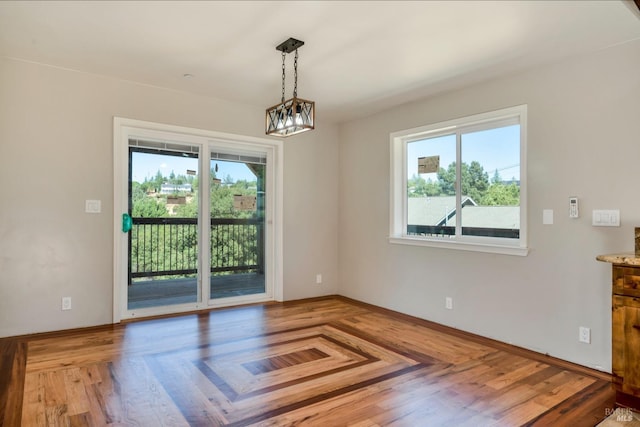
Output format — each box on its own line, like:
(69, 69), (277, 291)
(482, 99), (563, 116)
(266, 38), (315, 137)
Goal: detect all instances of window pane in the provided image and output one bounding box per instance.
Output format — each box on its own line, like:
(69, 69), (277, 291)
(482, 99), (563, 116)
(459, 124), (520, 238)
(406, 134), (456, 237)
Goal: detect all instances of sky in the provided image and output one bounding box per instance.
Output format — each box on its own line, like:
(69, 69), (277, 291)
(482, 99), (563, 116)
(131, 152), (258, 183)
(132, 125), (519, 185)
(406, 124), (521, 182)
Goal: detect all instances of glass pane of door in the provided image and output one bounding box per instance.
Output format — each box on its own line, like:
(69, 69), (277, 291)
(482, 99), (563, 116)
(128, 147), (200, 309)
(210, 153), (266, 299)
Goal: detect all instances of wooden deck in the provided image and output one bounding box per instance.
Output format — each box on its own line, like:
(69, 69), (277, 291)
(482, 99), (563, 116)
(1, 296), (615, 426)
(128, 273), (265, 309)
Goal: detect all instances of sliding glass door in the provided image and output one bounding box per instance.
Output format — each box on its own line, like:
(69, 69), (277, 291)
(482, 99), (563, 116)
(114, 119), (280, 320)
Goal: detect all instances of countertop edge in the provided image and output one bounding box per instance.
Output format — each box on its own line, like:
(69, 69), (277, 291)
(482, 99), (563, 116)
(596, 253), (640, 266)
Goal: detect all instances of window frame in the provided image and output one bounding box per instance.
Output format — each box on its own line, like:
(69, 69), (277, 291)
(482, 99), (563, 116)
(389, 105), (528, 256)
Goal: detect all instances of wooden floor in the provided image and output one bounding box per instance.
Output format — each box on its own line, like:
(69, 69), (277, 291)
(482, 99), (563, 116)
(1, 296), (615, 426)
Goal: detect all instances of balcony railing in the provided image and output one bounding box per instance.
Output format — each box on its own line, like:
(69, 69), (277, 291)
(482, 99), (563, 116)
(407, 224), (519, 239)
(129, 217), (263, 280)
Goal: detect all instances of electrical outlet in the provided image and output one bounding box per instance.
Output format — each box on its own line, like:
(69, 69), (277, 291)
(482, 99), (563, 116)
(62, 297), (72, 311)
(445, 297), (453, 310)
(316, 274), (322, 284)
(579, 326), (590, 344)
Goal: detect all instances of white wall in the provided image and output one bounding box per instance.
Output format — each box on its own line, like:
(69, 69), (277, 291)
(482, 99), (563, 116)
(283, 129), (340, 300)
(338, 40), (640, 371)
(0, 58), (339, 337)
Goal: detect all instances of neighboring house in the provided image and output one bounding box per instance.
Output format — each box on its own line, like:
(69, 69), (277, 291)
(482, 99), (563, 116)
(447, 206), (520, 229)
(407, 196), (519, 229)
(160, 183), (192, 194)
(407, 196), (476, 226)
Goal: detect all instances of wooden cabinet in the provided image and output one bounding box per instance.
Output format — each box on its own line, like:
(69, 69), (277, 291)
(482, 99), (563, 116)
(595, 254), (640, 409)
(611, 264), (640, 409)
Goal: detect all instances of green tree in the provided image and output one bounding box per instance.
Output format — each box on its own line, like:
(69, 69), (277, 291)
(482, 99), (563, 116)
(492, 169), (502, 184)
(408, 174), (440, 197)
(173, 195), (197, 217)
(131, 182), (146, 203)
(152, 170), (164, 192)
(436, 161), (489, 202)
(480, 182), (520, 206)
(437, 163), (456, 196)
(132, 196), (168, 217)
(465, 161), (490, 202)
(139, 180), (154, 194)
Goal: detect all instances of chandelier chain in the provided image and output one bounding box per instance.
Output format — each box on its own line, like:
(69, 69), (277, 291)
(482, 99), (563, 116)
(281, 51), (286, 103)
(293, 49), (298, 98)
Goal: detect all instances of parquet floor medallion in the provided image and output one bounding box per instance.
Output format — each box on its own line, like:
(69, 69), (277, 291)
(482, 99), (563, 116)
(145, 324), (425, 425)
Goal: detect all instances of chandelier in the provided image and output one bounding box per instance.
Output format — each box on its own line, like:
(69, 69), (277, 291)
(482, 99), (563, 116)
(265, 38), (315, 137)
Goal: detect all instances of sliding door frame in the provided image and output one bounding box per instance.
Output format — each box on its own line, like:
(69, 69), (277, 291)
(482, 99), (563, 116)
(113, 117), (283, 323)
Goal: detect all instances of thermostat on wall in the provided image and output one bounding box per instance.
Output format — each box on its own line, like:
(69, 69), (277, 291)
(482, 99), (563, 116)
(569, 197), (579, 218)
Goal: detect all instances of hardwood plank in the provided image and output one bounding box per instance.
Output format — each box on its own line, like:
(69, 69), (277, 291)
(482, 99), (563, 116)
(3, 296), (616, 426)
(0, 338), (26, 427)
(526, 380), (616, 426)
(242, 348), (330, 375)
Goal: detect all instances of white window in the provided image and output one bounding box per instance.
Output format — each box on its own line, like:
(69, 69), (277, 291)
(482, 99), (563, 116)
(390, 105), (528, 256)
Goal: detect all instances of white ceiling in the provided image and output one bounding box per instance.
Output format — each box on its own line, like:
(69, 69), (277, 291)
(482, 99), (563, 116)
(1, 1), (639, 124)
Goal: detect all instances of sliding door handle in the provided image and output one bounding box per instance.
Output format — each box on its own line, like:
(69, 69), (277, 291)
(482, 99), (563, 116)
(122, 213), (132, 233)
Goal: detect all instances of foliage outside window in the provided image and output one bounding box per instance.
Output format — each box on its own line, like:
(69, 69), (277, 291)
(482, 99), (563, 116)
(390, 105), (528, 256)
(129, 149), (264, 279)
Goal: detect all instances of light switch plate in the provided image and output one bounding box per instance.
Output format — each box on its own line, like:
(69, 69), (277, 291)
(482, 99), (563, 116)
(543, 209), (554, 225)
(85, 200), (101, 213)
(592, 209), (620, 227)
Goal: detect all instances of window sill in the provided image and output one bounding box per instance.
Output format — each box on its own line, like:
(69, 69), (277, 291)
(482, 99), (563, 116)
(388, 235), (529, 256)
